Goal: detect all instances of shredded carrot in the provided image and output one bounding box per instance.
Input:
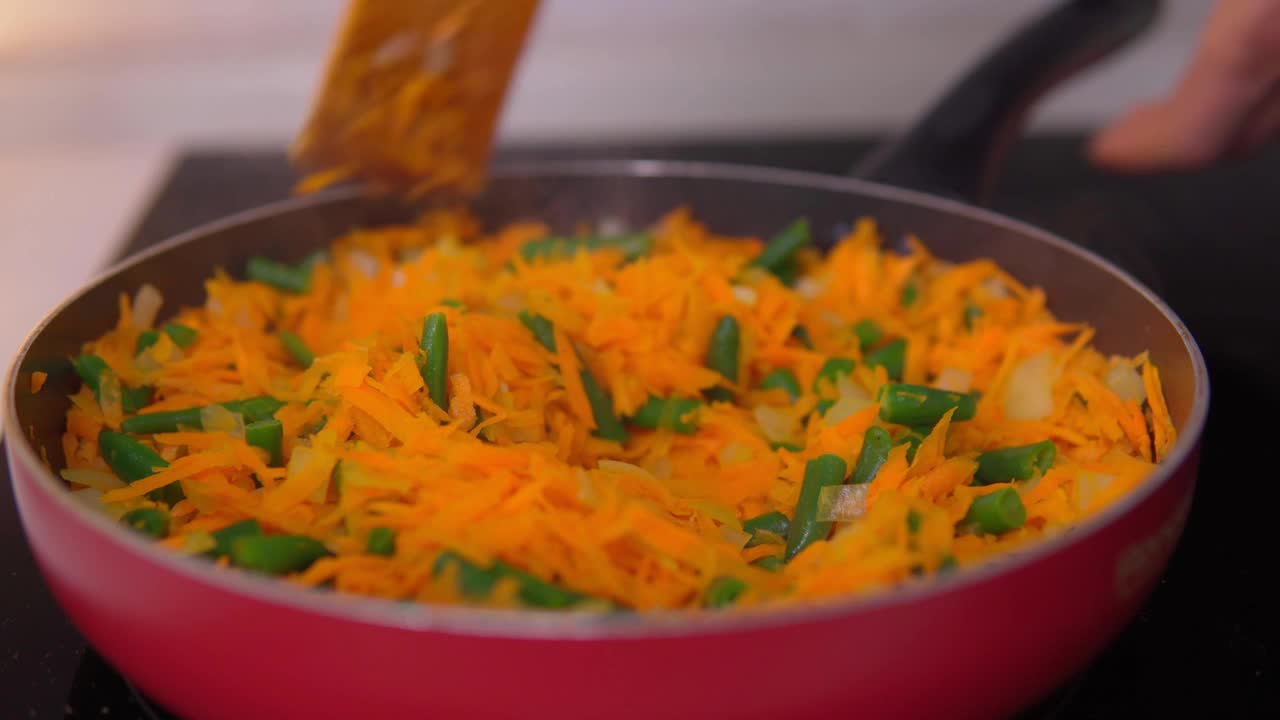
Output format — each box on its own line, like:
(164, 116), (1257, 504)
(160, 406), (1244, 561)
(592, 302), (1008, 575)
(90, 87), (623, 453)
(61, 208), (1178, 610)
(30, 371), (48, 394)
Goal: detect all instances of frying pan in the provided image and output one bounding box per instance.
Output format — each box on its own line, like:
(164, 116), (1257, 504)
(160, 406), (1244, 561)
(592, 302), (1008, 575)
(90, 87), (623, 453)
(5, 2), (1208, 719)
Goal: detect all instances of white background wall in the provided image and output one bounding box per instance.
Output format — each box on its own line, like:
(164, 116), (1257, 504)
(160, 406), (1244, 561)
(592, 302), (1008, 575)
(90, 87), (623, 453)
(0, 0), (1214, 146)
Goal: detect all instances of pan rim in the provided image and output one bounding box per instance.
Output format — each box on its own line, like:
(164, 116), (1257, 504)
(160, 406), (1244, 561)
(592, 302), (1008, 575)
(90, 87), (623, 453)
(4, 158), (1210, 640)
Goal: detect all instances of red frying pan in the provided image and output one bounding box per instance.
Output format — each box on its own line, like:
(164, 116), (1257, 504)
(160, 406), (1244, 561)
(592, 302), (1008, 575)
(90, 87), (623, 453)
(6, 2), (1207, 718)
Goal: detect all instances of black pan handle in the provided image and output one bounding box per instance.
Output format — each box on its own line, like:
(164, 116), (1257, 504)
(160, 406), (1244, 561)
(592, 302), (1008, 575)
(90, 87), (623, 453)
(853, 0), (1161, 204)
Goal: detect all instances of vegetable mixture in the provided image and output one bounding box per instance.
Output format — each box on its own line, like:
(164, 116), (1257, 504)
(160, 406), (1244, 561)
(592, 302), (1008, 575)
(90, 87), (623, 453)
(57, 209), (1177, 611)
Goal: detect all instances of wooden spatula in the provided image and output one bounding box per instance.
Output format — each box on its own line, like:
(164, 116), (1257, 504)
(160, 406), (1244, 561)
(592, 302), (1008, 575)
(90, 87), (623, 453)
(291, 0), (541, 197)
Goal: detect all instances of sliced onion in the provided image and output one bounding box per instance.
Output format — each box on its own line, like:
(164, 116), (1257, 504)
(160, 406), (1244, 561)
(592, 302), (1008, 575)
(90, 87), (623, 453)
(980, 277), (1010, 299)
(648, 456), (673, 480)
(372, 30), (420, 67)
(132, 284), (163, 329)
(718, 443), (752, 465)
(70, 487), (126, 520)
(731, 285), (758, 306)
(575, 468), (597, 506)
(97, 373), (123, 419)
(60, 468), (125, 491)
(753, 404), (796, 444)
(1075, 471), (1116, 510)
(199, 405), (245, 439)
(597, 459), (651, 477)
(596, 216), (627, 236)
(180, 530), (217, 555)
(390, 268), (407, 288)
(826, 374), (872, 425)
(424, 37), (454, 74)
(719, 525), (753, 549)
(816, 483), (870, 522)
(348, 249), (379, 278)
(750, 528), (787, 546)
(794, 276), (823, 299)
(1105, 361), (1146, 403)
(1004, 351), (1056, 421)
(934, 367), (973, 393)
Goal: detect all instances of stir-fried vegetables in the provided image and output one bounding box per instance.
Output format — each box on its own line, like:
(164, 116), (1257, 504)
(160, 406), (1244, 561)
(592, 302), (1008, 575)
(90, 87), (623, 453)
(58, 209), (1177, 611)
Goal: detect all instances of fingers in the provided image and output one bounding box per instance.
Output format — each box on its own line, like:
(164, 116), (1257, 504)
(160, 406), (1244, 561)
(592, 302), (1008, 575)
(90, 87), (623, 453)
(1090, 0), (1280, 172)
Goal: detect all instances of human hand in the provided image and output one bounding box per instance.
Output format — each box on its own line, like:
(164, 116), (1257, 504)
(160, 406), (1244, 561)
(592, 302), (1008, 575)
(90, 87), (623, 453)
(1090, 0), (1280, 171)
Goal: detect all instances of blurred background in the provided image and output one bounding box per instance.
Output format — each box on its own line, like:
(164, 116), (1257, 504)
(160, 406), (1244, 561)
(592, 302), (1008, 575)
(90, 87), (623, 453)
(0, 0), (1213, 406)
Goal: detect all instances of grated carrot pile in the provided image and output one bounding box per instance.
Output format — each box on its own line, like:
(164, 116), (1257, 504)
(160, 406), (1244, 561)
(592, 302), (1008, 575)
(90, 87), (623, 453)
(61, 209), (1178, 611)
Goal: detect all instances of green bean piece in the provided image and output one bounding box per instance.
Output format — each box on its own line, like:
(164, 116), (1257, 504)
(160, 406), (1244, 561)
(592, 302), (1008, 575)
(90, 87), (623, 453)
(520, 234), (652, 263)
(938, 555), (959, 573)
(813, 357), (855, 394)
(72, 354), (110, 397)
(246, 256), (311, 294)
(230, 535), (330, 575)
(630, 396), (701, 434)
(897, 430), (926, 464)
(163, 322), (198, 348)
(784, 454), (849, 561)
(419, 313), (449, 411)
(790, 324), (814, 350)
(245, 418), (284, 466)
(743, 511), (790, 547)
(440, 298), (464, 309)
(963, 488), (1027, 535)
(98, 430), (183, 505)
(366, 526), (396, 556)
(864, 338), (906, 381)
(774, 255), (800, 287)
(752, 556), (784, 572)
(906, 509), (922, 534)
(518, 310), (557, 352)
(278, 330), (315, 368)
(121, 386), (153, 414)
(771, 441), (804, 452)
(963, 303), (983, 331)
(814, 400), (834, 417)
(580, 369), (628, 443)
(223, 396), (285, 423)
(135, 330), (160, 355)
(760, 368), (801, 401)
(878, 383), (978, 426)
(705, 315), (741, 401)
(974, 440), (1057, 486)
(432, 551), (500, 597)
(121, 396), (283, 434)
(209, 519), (262, 558)
(901, 281), (919, 308)
(852, 319), (882, 351)
(750, 218), (810, 277)
(851, 426), (893, 484)
(121, 507), (169, 539)
(704, 576), (748, 608)
(492, 561), (587, 609)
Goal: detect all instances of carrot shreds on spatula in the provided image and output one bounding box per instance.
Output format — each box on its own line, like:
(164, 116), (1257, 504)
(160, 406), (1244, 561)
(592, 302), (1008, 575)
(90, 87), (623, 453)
(292, 0), (541, 197)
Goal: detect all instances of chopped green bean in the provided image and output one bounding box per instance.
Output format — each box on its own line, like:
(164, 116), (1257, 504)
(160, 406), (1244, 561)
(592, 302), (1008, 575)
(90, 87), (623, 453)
(864, 338), (906, 381)
(901, 281), (919, 308)
(963, 303), (983, 331)
(223, 396), (286, 422)
(630, 396), (701, 434)
(246, 256), (311, 294)
(743, 511), (790, 547)
(440, 298), (464, 309)
(98, 430), (183, 505)
(938, 555), (959, 573)
(245, 418), (283, 466)
(771, 441), (804, 452)
(519, 234), (652, 264)
(432, 551), (502, 598)
(209, 519), (261, 558)
(705, 315), (740, 402)
(135, 330), (160, 355)
(419, 313), (449, 411)
(963, 488), (1027, 535)
(121, 396), (283, 434)
(897, 430), (926, 463)
(790, 324), (814, 350)
(750, 218), (810, 278)
(163, 322), (198, 348)
(704, 576), (748, 608)
(906, 509), (922, 534)
(852, 319), (882, 351)
(492, 561), (588, 609)
(580, 370), (628, 443)
(121, 386), (153, 414)
(518, 310), (557, 352)
(974, 440), (1057, 486)
(784, 453), (848, 561)
(366, 526), (396, 556)
(230, 535), (330, 575)
(878, 383), (977, 426)
(813, 357), (855, 394)
(752, 556), (784, 572)
(121, 507), (169, 539)
(278, 330), (315, 368)
(72, 354), (110, 397)
(851, 426), (892, 484)
(760, 368), (801, 401)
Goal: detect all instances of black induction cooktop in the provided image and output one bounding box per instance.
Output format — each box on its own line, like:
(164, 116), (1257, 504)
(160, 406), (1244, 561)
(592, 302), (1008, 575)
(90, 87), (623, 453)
(3, 135), (1278, 719)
